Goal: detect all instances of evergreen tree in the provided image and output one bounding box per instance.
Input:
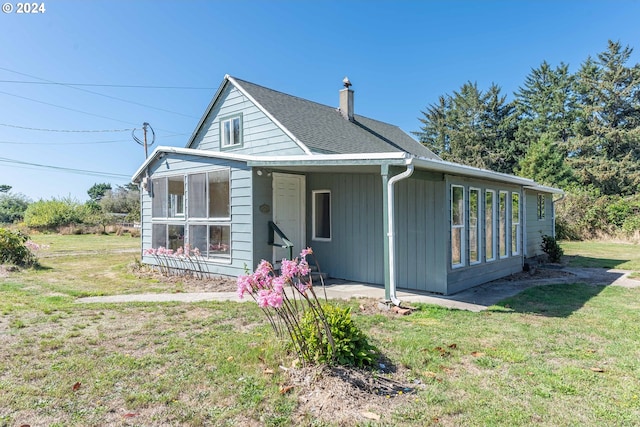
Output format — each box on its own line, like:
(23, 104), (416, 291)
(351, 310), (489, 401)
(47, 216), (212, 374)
(571, 40), (640, 195)
(415, 81), (518, 174)
(514, 61), (576, 146)
(517, 133), (573, 188)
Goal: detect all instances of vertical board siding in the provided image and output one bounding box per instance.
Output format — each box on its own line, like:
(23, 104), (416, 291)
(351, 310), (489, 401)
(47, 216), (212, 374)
(395, 177), (448, 293)
(140, 154), (252, 278)
(189, 85), (306, 156)
(524, 191), (554, 258)
(306, 173), (384, 284)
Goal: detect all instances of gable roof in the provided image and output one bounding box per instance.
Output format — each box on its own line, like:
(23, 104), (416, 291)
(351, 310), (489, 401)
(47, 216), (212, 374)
(187, 75), (439, 159)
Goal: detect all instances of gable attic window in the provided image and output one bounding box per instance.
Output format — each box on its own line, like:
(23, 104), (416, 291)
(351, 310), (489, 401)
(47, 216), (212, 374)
(220, 114), (243, 148)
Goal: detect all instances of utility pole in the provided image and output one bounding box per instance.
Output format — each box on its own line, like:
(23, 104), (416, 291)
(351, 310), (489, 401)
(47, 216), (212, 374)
(132, 122), (155, 159)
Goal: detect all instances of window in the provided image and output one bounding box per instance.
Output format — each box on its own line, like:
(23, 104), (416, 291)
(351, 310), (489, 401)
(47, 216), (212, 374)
(469, 188), (480, 264)
(220, 115), (242, 148)
(512, 192), (520, 255)
(188, 169), (230, 219)
(209, 169), (230, 219)
(499, 191), (508, 258)
(537, 194), (545, 220)
(451, 185), (465, 267)
(168, 176), (185, 217)
(151, 224), (184, 251)
(312, 190), (331, 240)
(152, 178), (167, 218)
(485, 190), (495, 261)
(151, 169), (232, 262)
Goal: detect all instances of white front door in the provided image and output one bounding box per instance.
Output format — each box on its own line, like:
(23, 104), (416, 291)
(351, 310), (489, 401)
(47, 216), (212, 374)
(272, 173), (306, 263)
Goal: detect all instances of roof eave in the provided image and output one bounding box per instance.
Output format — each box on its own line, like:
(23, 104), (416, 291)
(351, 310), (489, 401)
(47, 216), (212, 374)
(410, 156), (537, 186)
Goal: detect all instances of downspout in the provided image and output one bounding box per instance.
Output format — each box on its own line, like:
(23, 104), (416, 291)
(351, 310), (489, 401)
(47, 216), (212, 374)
(387, 163), (414, 306)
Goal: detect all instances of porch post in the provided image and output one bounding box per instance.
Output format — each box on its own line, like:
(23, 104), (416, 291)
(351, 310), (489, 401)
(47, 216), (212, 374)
(381, 164), (391, 301)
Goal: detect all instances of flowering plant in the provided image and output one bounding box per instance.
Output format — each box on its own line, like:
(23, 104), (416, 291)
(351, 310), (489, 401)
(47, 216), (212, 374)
(237, 248), (336, 364)
(143, 244), (206, 278)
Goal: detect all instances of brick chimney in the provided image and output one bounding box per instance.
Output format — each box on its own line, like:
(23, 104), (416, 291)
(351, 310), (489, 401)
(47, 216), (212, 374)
(339, 76), (354, 121)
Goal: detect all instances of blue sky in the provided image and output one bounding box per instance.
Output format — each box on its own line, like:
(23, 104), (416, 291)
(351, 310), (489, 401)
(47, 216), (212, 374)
(1, 0), (639, 201)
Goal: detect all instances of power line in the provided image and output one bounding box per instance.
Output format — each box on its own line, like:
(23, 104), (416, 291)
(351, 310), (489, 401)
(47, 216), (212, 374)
(0, 79), (215, 90)
(0, 156), (131, 179)
(0, 140), (120, 146)
(0, 123), (133, 133)
(0, 89), (140, 126)
(0, 67), (199, 118)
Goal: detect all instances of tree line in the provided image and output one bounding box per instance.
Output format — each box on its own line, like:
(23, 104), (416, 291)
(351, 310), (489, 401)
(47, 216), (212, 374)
(0, 183), (140, 232)
(415, 40), (640, 197)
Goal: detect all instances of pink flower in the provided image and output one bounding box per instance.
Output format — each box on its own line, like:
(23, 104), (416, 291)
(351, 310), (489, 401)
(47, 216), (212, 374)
(236, 275), (253, 299)
(272, 275), (286, 294)
(298, 259), (311, 277)
(176, 246), (184, 256)
(297, 279), (311, 294)
(280, 259), (299, 280)
(300, 247), (313, 258)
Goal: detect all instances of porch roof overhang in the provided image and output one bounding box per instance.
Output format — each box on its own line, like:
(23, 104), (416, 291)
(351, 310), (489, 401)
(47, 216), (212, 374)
(131, 146), (562, 194)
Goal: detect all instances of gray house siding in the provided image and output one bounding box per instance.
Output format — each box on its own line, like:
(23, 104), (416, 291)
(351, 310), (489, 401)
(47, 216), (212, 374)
(524, 191), (554, 258)
(394, 174), (448, 294)
(189, 84), (306, 156)
(306, 172), (385, 284)
(140, 153), (253, 278)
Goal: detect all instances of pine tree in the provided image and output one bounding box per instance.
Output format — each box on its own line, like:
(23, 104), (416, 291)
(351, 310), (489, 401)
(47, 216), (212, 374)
(415, 82), (518, 174)
(571, 40), (640, 195)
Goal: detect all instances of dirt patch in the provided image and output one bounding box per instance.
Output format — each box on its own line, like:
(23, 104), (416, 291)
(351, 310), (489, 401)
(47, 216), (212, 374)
(287, 364), (419, 425)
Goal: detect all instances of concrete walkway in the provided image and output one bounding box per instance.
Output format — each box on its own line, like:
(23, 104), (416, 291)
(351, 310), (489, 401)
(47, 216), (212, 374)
(76, 267), (638, 312)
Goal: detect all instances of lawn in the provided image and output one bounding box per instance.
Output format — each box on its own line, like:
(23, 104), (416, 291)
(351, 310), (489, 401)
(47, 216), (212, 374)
(1, 235), (639, 426)
(561, 240), (640, 277)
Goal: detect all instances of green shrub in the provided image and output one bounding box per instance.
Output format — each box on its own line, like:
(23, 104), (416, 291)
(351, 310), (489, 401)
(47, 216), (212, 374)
(0, 228), (38, 267)
(298, 304), (376, 367)
(541, 235), (564, 263)
(23, 198), (89, 230)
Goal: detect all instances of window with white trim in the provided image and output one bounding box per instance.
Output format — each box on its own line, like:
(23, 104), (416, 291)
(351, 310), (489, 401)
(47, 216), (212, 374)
(485, 190), (495, 261)
(451, 185), (465, 268)
(220, 115), (242, 148)
(511, 192), (520, 255)
(537, 194), (545, 220)
(499, 191), (508, 258)
(469, 188), (480, 264)
(312, 190), (331, 241)
(150, 169), (231, 261)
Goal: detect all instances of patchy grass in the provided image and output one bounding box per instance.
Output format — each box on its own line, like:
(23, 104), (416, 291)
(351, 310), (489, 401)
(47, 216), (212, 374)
(1, 235), (640, 425)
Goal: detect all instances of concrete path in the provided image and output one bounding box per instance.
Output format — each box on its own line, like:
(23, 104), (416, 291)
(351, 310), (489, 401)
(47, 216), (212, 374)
(76, 267), (638, 312)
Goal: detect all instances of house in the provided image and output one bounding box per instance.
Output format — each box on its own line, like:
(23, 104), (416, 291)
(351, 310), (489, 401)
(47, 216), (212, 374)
(131, 75), (562, 300)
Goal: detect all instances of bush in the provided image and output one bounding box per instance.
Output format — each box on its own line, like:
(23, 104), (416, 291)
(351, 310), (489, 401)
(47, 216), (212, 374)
(299, 304), (376, 367)
(556, 189), (640, 240)
(23, 198), (89, 230)
(541, 235), (564, 263)
(0, 228), (38, 267)
(0, 193), (30, 224)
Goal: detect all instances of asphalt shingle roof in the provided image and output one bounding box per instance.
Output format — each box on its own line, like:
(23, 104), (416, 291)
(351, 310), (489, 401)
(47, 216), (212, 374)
(233, 77), (440, 159)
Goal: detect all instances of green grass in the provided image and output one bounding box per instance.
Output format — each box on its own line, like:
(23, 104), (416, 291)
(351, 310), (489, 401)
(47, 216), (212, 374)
(561, 240), (640, 271)
(1, 235), (640, 425)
